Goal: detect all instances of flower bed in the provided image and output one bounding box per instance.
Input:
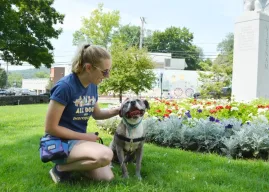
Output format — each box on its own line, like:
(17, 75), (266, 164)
(147, 98), (269, 123)
(97, 98), (269, 160)
(144, 98), (269, 159)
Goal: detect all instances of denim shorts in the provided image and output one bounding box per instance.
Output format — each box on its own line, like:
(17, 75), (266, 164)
(52, 140), (79, 165)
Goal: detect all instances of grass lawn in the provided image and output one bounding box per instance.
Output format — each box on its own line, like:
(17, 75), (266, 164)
(1, 104), (269, 192)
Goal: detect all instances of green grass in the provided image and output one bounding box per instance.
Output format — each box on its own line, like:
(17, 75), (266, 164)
(1, 104), (269, 191)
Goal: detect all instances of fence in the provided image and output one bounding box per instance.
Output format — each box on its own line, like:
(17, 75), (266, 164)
(0, 95), (49, 106)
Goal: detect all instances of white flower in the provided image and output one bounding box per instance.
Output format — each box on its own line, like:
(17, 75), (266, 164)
(169, 113), (177, 117)
(231, 107), (239, 111)
(258, 108), (267, 114)
(205, 105), (215, 110)
(191, 104), (203, 109)
(152, 116), (158, 120)
(190, 105), (199, 109)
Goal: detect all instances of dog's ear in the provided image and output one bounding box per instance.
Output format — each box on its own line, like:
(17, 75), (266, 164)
(144, 100), (150, 110)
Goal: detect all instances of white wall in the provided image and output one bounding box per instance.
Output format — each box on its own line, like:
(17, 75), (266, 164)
(141, 69), (200, 98)
(22, 78), (49, 94)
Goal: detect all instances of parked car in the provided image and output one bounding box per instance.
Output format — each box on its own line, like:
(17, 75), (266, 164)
(39, 92), (50, 97)
(21, 89), (30, 95)
(5, 89), (16, 96)
(194, 87), (232, 99)
(0, 89), (7, 96)
(29, 90), (36, 96)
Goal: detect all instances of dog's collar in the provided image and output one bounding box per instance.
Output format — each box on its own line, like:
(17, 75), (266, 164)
(122, 116), (143, 129)
(115, 132), (145, 143)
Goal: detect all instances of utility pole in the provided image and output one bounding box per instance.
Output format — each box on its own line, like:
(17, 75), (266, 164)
(139, 17), (146, 49)
(6, 61), (8, 88)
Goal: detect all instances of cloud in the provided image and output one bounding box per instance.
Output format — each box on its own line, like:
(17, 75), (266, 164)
(52, 0), (95, 31)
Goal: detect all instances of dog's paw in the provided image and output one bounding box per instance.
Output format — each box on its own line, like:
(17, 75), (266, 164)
(136, 173), (142, 180)
(122, 174), (129, 179)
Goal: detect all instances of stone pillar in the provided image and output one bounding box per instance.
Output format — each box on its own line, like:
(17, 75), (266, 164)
(232, 12), (269, 101)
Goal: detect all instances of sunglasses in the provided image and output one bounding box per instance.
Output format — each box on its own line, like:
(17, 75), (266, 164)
(92, 65), (111, 77)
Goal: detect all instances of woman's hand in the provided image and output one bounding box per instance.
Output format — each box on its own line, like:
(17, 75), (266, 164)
(85, 132), (99, 142)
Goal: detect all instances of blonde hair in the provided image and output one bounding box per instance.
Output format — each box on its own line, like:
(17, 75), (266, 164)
(71, 44), (111, 74)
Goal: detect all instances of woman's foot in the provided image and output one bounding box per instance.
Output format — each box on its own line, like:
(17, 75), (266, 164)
(49, 165), (71, 183)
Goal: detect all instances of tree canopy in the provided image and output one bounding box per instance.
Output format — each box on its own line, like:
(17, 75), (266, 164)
(198, 33), (234, 98)
(0, 68), (7, 88)
(73, 3), (120, 48)
(145, 26), (202, 70)
(99, 43), (156, 102)
(34, 71), (50, 78)
(112, 24), (140, 48)
(0, 0), (64, 68)
(7, 72), (22, 88)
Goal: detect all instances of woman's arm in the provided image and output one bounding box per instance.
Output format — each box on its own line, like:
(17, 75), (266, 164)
(92, 102), (120, 120)
(45, 100), (98, 141)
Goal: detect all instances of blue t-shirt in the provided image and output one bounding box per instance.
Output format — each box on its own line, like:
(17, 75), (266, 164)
(50, 73), (98, 133)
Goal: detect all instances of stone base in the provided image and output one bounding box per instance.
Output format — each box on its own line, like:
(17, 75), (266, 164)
(232, 12), (269, 101)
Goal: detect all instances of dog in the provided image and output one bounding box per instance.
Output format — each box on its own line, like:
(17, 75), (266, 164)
(109, 98), (150, 179)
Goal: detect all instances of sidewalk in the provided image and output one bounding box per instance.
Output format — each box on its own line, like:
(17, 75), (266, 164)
(98, 96), (121, 104)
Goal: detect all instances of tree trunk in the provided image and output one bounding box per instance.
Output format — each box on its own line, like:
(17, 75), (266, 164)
(119, 89), (122, 103)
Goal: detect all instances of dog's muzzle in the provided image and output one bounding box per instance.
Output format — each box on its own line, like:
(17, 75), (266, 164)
(125, 106), (145, 118)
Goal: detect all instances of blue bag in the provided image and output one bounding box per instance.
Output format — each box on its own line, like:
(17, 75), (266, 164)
(39, 135), (68, 163)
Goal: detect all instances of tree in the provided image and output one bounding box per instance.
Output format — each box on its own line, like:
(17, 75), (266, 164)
(0, 0), (64, 68)
(144, 26), (202, 70)
(213, 33), (234, 82)
(198, 33), (234, 98)
(99, 43), (156, 102)
(73, 3), (120, 48)
(198, 58), (213, 71)
(34, 71), (50, 78)
(112, 24), (140, 48)
(7, 73), (23, 88)
(198, 64), (230, 99)
(46, 79), (54, 92)
(0, 68), (7, 88)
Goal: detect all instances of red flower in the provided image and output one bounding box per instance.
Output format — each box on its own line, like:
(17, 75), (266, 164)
(166, 109), (172, 114)
(156, 109), (162, 113)
(225, 105), (231, 110)
(216, 106), (224, 110)
(210, 109), (217, 114)
(164, 114), (169, 117)
(165, 102), (170, 105)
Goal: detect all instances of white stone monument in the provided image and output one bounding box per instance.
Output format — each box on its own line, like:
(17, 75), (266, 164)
(232, 0), (269, 101)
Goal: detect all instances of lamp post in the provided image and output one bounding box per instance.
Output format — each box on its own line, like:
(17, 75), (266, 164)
(160, 72), (163, 100)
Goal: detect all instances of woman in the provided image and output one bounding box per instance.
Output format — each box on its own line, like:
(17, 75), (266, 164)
(45, 44), (119, 183)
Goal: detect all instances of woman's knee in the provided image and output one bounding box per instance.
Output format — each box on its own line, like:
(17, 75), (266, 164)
(96, 148), (113, 167)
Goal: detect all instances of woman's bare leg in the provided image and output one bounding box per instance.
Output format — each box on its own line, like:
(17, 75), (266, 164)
(57, 140), (114, 181)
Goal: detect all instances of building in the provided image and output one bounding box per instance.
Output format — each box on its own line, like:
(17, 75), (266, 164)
(22, 78), (49, 94)
(50, 67), (66, 85)
(149, 52), (188, 69)
(141, 69), (199, 98)
(143, 52), (198, 98)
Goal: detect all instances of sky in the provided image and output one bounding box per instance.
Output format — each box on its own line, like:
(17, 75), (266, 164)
(6, 0), (244, 70)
